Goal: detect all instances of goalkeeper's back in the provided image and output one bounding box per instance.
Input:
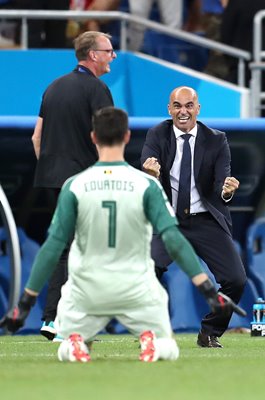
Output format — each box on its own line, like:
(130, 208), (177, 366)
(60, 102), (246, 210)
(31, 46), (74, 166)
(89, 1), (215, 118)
(63, 160), (176, 309)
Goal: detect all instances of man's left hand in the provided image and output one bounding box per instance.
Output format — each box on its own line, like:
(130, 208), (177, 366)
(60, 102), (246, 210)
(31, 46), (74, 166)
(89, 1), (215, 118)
(222, 176), (240, 198)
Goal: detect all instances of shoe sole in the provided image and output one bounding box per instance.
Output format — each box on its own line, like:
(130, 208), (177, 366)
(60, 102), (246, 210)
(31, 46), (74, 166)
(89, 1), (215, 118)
(139, 331), (158, 362)
(40, 326), (56, 341)
(58, 335), (91, 362)
(70, 336), (91, 362)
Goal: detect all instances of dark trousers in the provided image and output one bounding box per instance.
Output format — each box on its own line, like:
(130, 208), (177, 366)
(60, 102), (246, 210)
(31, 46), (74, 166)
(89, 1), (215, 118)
(152, 212), (247, 337)
(42, 246), (69, 322)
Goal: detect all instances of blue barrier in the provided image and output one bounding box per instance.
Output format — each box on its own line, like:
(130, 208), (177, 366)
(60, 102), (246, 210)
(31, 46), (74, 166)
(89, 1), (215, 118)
(0, 50), (248, 118)
(1, 116), (265, 130)
(128, 117), (265, 131)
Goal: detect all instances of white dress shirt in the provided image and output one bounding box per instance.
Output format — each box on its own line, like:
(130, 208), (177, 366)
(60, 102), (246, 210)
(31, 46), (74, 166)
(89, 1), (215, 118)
(170, 124), (208, 214)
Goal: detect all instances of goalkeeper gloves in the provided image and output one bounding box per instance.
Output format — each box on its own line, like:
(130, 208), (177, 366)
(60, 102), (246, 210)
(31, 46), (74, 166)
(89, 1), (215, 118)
(198, 279), (246, 317)
(0, 291), (36, 333)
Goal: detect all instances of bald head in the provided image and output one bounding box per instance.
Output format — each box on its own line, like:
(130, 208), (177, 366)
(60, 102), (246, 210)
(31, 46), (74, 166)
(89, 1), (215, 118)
(168, 86), (200, 133)
(169, 86), (198, 104)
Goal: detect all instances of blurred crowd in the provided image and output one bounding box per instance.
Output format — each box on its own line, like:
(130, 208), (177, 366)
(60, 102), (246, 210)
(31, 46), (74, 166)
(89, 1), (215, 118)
(0, 1), (264, 86)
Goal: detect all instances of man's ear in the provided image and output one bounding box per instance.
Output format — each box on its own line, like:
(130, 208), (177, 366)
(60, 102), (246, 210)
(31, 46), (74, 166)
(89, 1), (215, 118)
(91, 131), (97, 144)
(124, 130), (131, 144)
(88, 49), (97, 62)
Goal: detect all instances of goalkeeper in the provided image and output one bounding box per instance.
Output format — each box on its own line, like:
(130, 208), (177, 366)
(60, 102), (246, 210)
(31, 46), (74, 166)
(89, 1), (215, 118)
(0, 107), (246, 363)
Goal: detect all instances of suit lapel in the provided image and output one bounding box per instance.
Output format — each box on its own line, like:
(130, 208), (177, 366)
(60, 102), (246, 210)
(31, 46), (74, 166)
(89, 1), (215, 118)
(166, 125), (177, 170)
(194, 125), (206, 180)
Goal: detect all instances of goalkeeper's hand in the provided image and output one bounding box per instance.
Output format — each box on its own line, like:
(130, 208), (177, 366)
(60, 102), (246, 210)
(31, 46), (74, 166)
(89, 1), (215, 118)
(0, 291), (36, 333)
(198, 279), (247, 317)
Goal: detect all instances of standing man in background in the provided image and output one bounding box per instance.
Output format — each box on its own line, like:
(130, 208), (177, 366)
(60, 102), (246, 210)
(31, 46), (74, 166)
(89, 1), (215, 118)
(32, 31), (116, 341)
(141, 86), (247, 348)
(221, 0), (265, 87)
(201, 0), (228, 79)
(15, 0), (71, 48)
(127, 0), (183, 51)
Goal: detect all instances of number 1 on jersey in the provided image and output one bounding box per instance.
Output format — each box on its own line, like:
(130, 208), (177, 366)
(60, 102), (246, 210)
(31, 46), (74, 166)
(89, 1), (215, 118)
(102, 201), (116, 248)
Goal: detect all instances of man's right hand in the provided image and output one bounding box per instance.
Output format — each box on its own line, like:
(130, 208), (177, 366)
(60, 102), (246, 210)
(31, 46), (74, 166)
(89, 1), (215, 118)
(143, 157), (161, 178)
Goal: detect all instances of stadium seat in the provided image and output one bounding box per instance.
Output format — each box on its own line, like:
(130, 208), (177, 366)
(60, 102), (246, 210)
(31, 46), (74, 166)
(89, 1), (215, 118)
(164, 239), (254, 331)
(228, 278), (258, 329)
(112, 238), (254, 333)
(142, 31), (208, 71)
(197, 242), (256, 329)
(0, 227), (46, 334)
(246, 217), (265, 299)
(162, 262), (202, 331)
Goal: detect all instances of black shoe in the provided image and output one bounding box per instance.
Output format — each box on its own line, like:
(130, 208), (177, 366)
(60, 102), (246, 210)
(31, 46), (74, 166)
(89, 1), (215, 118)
(197, 331), (223, 348)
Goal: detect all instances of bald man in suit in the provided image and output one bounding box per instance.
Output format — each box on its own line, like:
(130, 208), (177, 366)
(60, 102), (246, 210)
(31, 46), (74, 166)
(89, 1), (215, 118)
(141, 86), (247, 348)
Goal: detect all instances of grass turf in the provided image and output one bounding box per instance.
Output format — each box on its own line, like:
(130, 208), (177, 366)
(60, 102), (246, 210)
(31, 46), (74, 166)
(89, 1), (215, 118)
(0, 333), (264, 400)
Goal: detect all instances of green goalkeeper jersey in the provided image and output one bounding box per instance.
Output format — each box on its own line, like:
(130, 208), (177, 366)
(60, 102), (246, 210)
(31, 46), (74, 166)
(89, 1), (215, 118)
(26, 161), (203, 309)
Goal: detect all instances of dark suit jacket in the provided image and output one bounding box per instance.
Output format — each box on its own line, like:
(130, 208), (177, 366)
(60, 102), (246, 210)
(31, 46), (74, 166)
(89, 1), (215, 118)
(141, 119), (233, 236)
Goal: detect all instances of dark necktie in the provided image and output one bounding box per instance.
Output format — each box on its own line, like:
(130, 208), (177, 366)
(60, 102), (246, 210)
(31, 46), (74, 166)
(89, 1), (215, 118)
(177, 134), (192, 219)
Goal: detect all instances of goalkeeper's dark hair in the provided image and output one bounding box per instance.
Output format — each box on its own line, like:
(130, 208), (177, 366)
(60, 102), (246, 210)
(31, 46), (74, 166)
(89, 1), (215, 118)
(92, 107), (129, 146)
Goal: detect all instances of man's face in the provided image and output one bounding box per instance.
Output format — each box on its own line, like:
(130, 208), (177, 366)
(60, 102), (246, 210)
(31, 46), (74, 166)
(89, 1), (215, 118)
(168, 88), (200, 133)
(93, 36), (117, 76)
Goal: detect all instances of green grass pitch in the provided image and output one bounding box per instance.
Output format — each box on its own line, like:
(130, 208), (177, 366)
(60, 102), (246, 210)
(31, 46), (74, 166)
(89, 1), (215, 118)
(0, 333), (264, 400)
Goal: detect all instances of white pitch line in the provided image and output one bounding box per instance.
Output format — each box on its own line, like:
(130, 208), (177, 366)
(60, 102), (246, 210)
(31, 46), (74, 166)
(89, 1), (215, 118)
(0, 353), (56, 357)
